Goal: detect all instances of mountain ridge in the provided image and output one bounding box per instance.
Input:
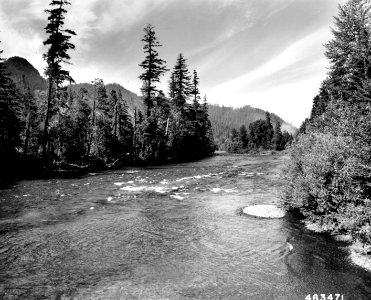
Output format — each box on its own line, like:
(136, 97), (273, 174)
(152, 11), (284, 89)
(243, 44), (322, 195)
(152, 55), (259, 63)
(4, 56), (297, 146)
(4, 56), (47, 91)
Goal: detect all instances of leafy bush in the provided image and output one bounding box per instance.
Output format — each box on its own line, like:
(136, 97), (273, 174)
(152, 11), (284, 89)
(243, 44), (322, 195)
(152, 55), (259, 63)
(281, 132), (370, 242)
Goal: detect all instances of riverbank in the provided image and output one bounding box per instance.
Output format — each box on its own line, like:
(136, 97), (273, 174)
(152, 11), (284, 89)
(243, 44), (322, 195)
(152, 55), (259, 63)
(303, 220), (371, 272)
(0, 152), (216, 187)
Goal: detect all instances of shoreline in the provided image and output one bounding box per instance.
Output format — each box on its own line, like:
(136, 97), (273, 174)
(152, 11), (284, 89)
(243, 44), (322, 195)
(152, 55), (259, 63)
(0, 153), (216, 187)
(303, 220), (371, 272)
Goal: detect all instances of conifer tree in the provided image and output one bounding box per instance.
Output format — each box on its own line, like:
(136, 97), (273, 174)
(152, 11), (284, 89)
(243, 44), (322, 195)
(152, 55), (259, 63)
(265, 111), (274, 149)
(95, 80), (112, 160)
(272, 121), (283, 151)
(20, 74), (38, 157)
(139, 24), (167, 117)
(171, 53), (192, 112)
(168, 73), (176, 99)
(190, 69), (200, 104)
(239, 125), (248, 149)
(42, 0), (76, 160)
(0, 47), (22, 165)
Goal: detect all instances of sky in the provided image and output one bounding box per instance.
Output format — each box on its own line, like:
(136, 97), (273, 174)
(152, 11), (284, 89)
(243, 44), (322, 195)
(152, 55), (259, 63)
(0, 0), (347, 127)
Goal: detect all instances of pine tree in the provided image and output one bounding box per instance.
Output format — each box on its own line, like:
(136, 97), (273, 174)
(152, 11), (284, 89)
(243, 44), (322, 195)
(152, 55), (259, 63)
(87, 79), (100, 159)
(20, 74), (38, 157)
(171, 53), (192, 112)
(114, 89), (133, 159)
(239, 125), (248, 149)
(139, 24), (168, 117)
(272, 121), (283, 151)
(325, 0), (371, 96)
(265, 111), (274, 149)
(0, 46), (22, 166)
(42, 0), (76, 160)
(95, 79), (112, 160)
(190, 69), (200, 104)
(168, 73), (176, 99)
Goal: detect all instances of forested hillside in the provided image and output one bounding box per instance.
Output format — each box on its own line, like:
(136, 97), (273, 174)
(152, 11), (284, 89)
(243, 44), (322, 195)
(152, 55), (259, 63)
(0, 1), (215, 180)
(282, 0), (371, 250)
(208, 104), (296, 150)
(70, 83), (143, 115)
(4, 56), (47, 91)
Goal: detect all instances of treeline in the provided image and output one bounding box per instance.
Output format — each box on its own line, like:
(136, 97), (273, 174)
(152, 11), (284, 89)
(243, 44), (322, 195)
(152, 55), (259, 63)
(227, 112), (293, 153)
(208, 104), (296, 150)
(282, 0), (371, 246)
(136, 25), (215, 163)
(0, 0), (215, 179)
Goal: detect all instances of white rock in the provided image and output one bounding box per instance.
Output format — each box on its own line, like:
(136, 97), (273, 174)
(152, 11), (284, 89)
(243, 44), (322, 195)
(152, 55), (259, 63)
(287, 242), (294, 251)
(89, 207), (94, 210)
(170, 194), (184, 200)
(153, 187), (167, 194)
(242, 205), (286, 218)
(120, 186), (145, 192)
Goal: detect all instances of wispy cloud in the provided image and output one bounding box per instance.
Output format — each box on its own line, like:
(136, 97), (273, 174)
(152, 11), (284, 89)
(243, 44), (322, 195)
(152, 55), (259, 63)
(207, 27), (333, 126)
(0, 0), (345, 125)
(208, 27), (330, 94)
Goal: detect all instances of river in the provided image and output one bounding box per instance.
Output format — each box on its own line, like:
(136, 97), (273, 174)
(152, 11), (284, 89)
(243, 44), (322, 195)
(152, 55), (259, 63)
(0, 153), (370, 299)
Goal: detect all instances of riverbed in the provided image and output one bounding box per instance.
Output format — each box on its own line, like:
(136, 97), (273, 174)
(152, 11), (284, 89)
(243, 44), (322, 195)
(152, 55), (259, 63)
(0, 153), (370, 299)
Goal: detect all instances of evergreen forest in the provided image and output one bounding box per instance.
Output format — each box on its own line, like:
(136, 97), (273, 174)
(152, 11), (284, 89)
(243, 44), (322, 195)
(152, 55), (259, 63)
(282, 0), (371, 247)
(0, 1), (216, 179)
(208, 104), (296, 151)
(225, 111), (294, 153)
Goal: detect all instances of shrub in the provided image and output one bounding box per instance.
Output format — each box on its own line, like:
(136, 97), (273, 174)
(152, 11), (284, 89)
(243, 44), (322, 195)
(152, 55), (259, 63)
(281, 132), (370, 241)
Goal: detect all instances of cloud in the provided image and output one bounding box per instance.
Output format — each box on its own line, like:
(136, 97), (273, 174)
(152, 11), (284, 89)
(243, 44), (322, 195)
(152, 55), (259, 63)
(0, 0), (346, 125)
(207, 27), (328, 92)
(206, 27), (333, 126)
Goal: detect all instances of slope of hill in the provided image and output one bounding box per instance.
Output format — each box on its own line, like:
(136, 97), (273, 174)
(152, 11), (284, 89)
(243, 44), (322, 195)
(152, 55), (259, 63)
(70, 82), (143, 115)
(4, 56), (296, 150)
(4, 56), (47, 91)
(208, 104), (297, 150)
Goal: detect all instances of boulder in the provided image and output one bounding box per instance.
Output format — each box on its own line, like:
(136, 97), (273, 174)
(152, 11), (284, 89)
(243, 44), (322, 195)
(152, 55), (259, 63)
(243, 205), (286, 218)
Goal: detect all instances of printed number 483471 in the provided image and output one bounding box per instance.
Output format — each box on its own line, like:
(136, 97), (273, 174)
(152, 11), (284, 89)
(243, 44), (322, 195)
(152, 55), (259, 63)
(305, 294), (344, 300)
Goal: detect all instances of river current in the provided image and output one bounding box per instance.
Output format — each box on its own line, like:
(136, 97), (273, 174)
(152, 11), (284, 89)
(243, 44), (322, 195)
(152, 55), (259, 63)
(0, 154), (370, 299)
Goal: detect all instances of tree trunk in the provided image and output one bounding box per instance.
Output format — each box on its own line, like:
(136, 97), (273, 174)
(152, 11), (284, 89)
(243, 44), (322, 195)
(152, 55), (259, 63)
(86, 87), (96, 159)
(24, 112), (31, 157)
(42, 77), (53, 161)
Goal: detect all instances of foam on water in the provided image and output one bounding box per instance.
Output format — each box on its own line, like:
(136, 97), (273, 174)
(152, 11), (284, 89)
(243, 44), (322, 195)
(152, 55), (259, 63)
(210, 187), (237, 193)
(170, 194), (184, 200)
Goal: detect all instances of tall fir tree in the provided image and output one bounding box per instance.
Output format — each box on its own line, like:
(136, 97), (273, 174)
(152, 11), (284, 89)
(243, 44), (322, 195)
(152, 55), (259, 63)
(190, 69), (200, 104)
(171, 53), (192, 112)
(265, 111), (274, 149)
(272, 121), (283, 151)
(139, 24), (168, 117)
(0, 46), (22, 168)
(42, 0), (76, 160)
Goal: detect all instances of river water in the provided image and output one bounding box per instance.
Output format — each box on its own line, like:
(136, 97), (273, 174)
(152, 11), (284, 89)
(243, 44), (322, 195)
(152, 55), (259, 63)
(0, 154), (370, 299)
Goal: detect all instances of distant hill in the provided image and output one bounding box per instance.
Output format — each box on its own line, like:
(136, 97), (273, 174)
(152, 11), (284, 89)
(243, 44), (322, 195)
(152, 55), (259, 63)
(4, 56), (296, 148)
(70, 82), (143, 115)
(4, 56), (47, 91)
(208, 104), (297, 150)
(3, 56), (143, 114)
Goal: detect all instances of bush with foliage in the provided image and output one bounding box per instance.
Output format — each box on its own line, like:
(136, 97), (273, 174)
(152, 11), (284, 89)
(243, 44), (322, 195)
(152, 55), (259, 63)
(282, 0), (371, 246)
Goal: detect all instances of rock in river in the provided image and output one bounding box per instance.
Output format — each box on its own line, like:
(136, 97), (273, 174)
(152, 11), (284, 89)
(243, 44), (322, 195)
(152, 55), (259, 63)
(243, 205), (286, 218)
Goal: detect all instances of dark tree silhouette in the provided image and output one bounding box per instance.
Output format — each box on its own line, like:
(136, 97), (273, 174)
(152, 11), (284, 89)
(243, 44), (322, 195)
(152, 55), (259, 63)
(42, 0), (76, 160)
(139, 24), (168, 117)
